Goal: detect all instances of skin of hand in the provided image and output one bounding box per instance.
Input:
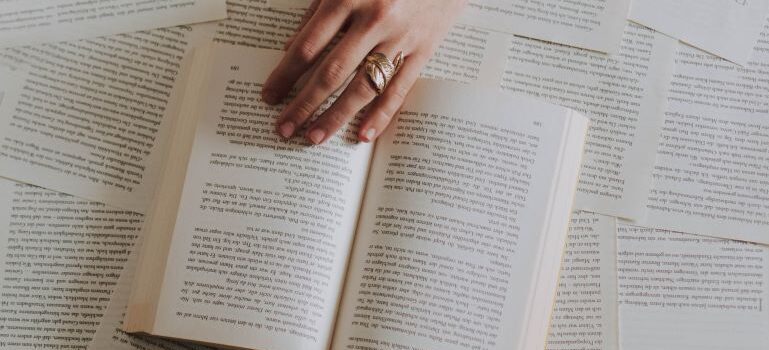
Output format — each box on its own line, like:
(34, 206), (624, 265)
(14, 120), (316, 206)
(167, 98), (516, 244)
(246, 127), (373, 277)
(262, 0), (468, 145)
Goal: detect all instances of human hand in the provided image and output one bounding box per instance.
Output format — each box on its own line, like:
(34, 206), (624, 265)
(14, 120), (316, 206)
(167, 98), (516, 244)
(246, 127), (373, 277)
(262, 0), (468, 144)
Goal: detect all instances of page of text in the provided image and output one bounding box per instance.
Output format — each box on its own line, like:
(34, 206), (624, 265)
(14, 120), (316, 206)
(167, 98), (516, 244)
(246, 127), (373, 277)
(331, 80), (586, 350)
(629, 0), (769, 65)
(0, 178), (143, 349)
(617, 224), (769, 349)
(641, 19), (769, 244)
(547, 212), (617, 350)
(0, 25), (214, 213)
(502, 22), (676, 219)
(461, 0), (631, 53)
(151, 45), (374, 350)
(0, 0), (226, 48)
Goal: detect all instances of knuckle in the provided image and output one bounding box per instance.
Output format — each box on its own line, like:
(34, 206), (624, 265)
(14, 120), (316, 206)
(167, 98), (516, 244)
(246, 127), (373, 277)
(389, 83), (409, 102)
(294, 40), (319, 65)
(318, 60), (348, 89)
(290, 99), (317, 122)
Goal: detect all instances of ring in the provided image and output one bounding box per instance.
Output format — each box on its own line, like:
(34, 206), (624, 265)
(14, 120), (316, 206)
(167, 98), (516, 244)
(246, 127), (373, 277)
(364, 52), (403, 95)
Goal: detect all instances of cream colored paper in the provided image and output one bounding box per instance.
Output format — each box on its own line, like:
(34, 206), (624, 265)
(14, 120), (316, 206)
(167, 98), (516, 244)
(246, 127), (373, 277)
(617, 224), (769, 349)
(461, 0), (631, 53)
(629, 0), (769, 65)
(0, 25), (214, 213)
(640, 19), (769, 244)
(502, 22), (677, 219)
(547, 212), (618, 350)
(0, 0), (226, 48)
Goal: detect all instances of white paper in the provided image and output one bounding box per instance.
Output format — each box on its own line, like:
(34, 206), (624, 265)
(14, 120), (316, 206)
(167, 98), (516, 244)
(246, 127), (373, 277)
(629, 0), (769, 65)
(0, 0), (226, 48)
(0, 178), (144, 349)
(640, 18), (769, 244)
(0, 25), (215, 213)
(547, 212), (618, 350)
(502, 22), (677, 219)
(617, 223), (769, 349)
(460, 0), (631, 53)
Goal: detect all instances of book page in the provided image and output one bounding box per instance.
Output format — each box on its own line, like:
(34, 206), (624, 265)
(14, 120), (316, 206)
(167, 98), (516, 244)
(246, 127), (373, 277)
(143, 45), (374, 350)
(547, 212), (617, 350)
(230, 0), (509, 85)
(460, 0), (631, 53)
(502, 22), (676, 219)
(0, 178), (144, 349)
(629, 0), (769, 65)
(0, 0), (226, 48)
(89, 248), (213, 350)
(617, 224), (769, 349)
(0, 25), (214, 213)
(640, 18), (769, 244)
(331, 80), (588, 350)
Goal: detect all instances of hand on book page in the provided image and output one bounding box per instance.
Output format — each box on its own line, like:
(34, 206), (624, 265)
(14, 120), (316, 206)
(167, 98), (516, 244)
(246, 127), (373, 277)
(640, 21), (769, 245)
(461, 0), (631, 53)
(501, 22), (677, 220)
(261, 0), (468, 145)
(546, 212), (618, 350)
(0, 25), (215, 213)
(629, 0), (769, 65)
(617, 224), (769, 350)
(0, 0), (227, 48)
(0, 178), (144, 350)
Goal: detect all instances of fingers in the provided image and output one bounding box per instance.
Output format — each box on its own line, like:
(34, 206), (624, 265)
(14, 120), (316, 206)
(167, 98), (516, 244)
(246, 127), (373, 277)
(275, 21), (380, 140)
(358, 51), (427, 143)
(283, 0), (321, 50)
(262, 2), (348, 105)
(304, 45), (403, 144)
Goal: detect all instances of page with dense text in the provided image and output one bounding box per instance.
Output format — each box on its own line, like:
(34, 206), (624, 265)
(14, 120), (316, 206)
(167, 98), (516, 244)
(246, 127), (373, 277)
(617, 224), (769, 349)
(331, 80), (588, 350)
(547, 212), (617, 350)
(640, 18), (769, 244)
(147, 45), (374, 350)
(629, 0), (769, 65)
(0, 25), (214, 213)
(0, 0), (226, 48)
(0, 178), (144, 349)
(502, 22), (676, 219)
(461, 0), (631, 53)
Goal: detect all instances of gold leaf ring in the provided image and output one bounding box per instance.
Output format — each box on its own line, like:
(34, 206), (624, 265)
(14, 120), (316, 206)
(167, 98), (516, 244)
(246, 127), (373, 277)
(364, 52), (404, 95)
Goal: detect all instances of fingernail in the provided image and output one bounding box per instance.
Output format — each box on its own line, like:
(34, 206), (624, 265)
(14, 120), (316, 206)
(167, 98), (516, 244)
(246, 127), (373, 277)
(278, 122), (295, 138)
(361, 128), (376, 143)
(308, 129), (326, 145)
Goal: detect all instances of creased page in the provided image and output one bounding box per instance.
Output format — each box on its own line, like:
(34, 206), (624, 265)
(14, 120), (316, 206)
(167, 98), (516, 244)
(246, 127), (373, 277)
(89, 246), (213, 350)
(0, 178), (144, 349)
(640, 18), (769, 244)
(0, 0), (226, 48)
(502, 22), (676, 219)
(0, 25), (213, 213)
(617, 224), (769, 349)
(629, 0), (769, 65)
(460, 0), (631, 53)
(331, 80), (587, 350)
(147, 45), (374, 350)
(547, 212), (617, 350)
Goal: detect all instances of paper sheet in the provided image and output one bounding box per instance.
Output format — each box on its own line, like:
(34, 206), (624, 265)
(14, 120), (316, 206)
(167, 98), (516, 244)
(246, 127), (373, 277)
(629, 0), (769, 65)
(640, 18), (769, 244)
(461, 0), (632, 53)
(617, 223), (769, 349)
(0, 0), (226, 48)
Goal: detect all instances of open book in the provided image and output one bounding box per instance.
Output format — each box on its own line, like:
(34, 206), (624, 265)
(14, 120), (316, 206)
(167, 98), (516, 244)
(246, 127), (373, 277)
(123, 43), (589, 350)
